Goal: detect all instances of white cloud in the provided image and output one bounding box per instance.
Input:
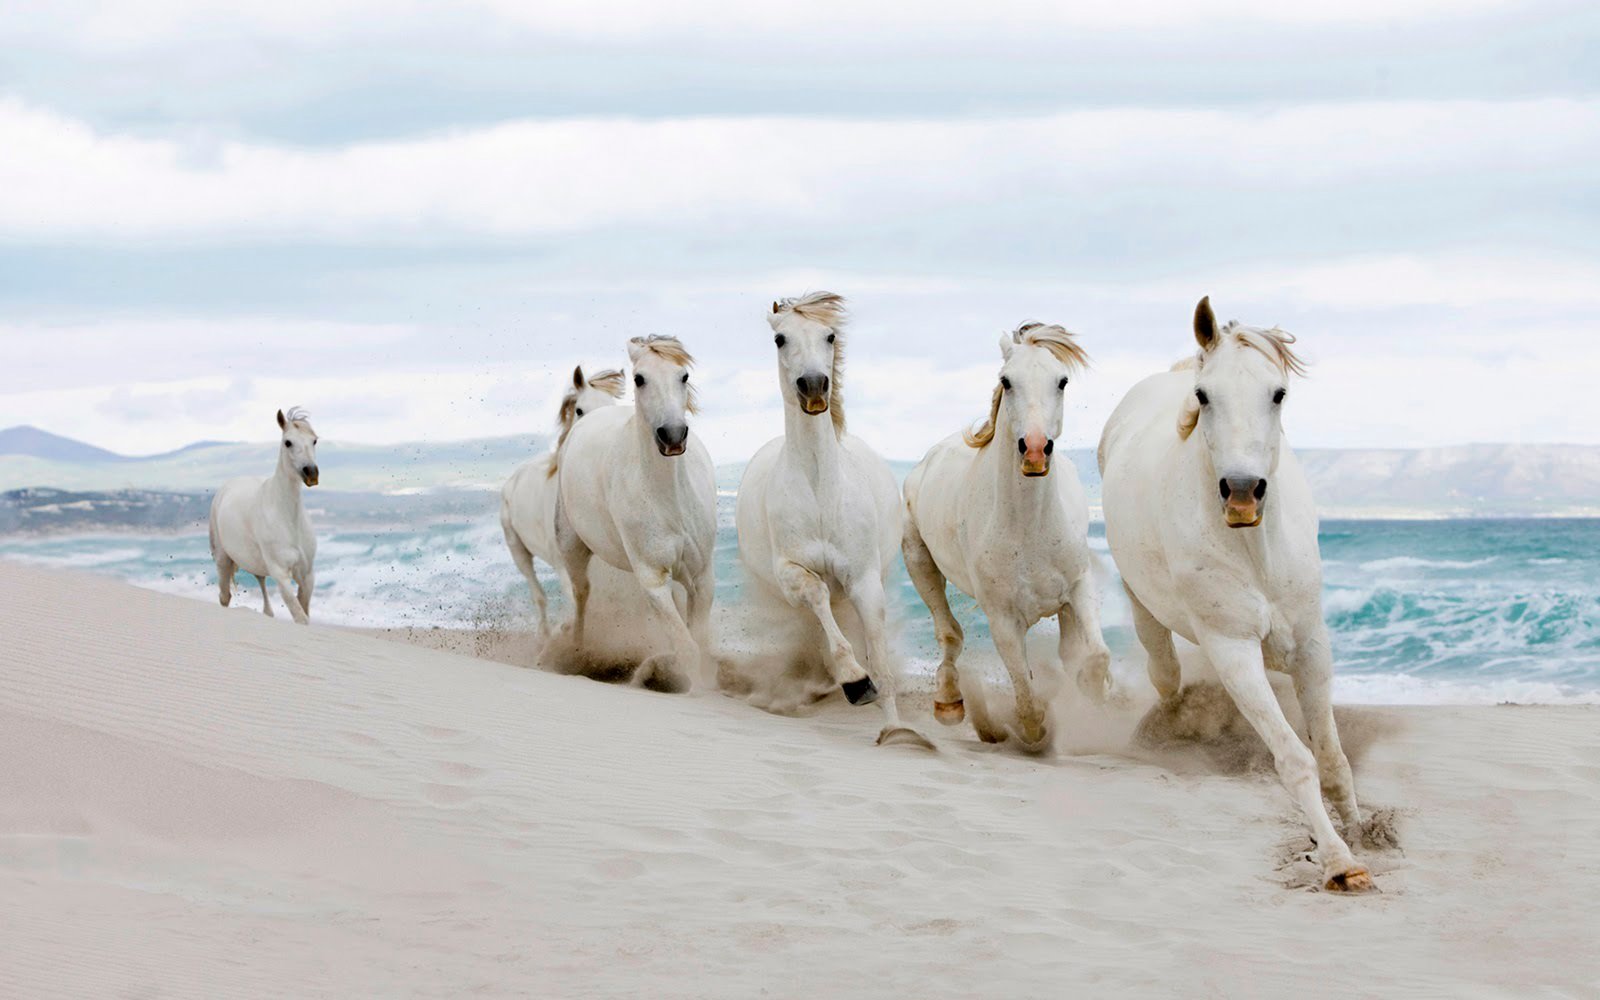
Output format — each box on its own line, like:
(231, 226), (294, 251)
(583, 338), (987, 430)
(2, 96), (1593, 243)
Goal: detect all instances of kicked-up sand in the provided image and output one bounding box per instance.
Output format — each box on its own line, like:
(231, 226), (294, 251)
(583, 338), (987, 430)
(2, 559), (1598, 997)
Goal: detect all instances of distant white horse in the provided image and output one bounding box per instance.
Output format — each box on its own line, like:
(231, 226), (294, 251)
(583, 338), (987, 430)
(735, 292), (922, 746)
(1099, 297), (1370, 892)
(903, 323), (1111, 752)
(210, 407), (319, 624)
(500, 366), (625, 632)
(554, 336), (716, 691)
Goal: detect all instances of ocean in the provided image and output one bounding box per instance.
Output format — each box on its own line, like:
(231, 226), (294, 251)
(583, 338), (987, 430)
(4, 497), (1597, 706)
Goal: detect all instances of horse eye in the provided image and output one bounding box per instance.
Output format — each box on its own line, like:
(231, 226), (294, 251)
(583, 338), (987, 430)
(1273, 388), (1286, 405)
(774, 335), (786, 348)
(826, 333), (835, 344)
(1000, 376), (1011, 391)
(1058, 377), (1068, 390)
(1195, 388), (1209, 406)
(634, 374), (645, 388)
(283, 440), (291, 447)
(575, 408), (584, 417)
(681, 373), (689, 384)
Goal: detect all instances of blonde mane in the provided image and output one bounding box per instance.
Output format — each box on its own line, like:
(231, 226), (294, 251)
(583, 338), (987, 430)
(1176, 321), (1308, 440)
(964, 322), (1089, 448)
(548, 368), (627, 478)
(630, 335), (700, 415)
(772, 291), (848, 434)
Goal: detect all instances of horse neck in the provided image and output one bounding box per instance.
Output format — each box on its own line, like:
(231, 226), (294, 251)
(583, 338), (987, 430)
(269, 452), (304, 512)
(782, 398), (843, 492)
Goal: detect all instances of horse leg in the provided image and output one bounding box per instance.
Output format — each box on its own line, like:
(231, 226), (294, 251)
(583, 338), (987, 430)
(987, 609), (1049, 752)
(503, 524), (548, 633)
(849, 577), (930, 748)
(630, 565), (698, 693)
(902, 516), (967, 726)
(682, 566), (715, 688)
(1059, 571), (1112, 703)
(1198, 631), (1370, 892)
(296, 568), (314, 621)
(775, 561), (873, 704)
(216, 554), (235, 607)
(255, 575), (274, 617)
(1127, 583), (1181, 703)
(267, 561), (309, 624)
(1292, 629), (1363, 839)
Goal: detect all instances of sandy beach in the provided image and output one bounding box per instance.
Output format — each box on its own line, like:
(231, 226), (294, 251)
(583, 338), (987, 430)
(3, 558), (1598, 998)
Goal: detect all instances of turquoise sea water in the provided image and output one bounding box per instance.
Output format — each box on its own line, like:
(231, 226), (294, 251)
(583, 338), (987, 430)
(5, 502), (1597, 705)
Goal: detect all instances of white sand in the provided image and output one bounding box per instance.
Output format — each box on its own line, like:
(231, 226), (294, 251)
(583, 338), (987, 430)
(3, 559), (1598, 998)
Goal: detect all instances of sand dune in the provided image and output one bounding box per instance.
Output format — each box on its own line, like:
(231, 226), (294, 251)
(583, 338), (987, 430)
(2, 560), (1598, 997)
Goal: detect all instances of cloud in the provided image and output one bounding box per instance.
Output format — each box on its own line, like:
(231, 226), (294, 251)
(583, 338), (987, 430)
(2, 96), (1594, 244)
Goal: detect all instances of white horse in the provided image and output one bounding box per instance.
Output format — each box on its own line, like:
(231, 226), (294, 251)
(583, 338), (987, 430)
(210, 407), (319, 624)
(735, 292), (922, 746)
(1098, 297), (1370, 892)
(554, 336), (717, 691)
(500, 366), (625, 632)
(902, 323), (1112, 752)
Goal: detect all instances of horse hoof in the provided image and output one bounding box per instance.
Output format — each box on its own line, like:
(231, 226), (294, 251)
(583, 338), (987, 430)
(877, 726), (936, 750)
(841, 676), (878, 706)
(1015, 721), (1052, 755)
(1324, 866), (1375, 893)
(933, 700), (965, 725)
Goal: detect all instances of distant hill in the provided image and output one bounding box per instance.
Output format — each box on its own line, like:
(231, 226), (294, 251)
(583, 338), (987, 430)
(1, 427), (1596, 517)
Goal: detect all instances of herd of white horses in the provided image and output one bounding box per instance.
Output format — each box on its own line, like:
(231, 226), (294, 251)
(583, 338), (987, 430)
(207, 292), (1374, 892)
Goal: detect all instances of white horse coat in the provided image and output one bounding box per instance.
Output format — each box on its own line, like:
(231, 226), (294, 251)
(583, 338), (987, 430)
(1099, 297), (1370, 892)
(501, 366), (624, 632)
(210, 407), (319, 624)
(555, 336), (716, 690)
(735, 292), (921, 745)
(903, 323), (1111, 751)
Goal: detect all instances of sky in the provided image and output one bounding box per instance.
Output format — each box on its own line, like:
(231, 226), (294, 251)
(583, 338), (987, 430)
(2, 0), (1598, 461)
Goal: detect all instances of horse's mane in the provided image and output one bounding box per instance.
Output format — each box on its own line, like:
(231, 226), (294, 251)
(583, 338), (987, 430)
(548, 369), (626, 478)
(771, 291), (847, 435)
(283, 406), (313, 431)
(630, 335), (700, 414)
(965, 322), (1088, 448)
(1176, 321), (1308, 440)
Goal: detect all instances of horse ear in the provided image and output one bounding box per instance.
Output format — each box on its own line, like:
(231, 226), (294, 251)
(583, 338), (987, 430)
(998, 332), (1015, 360)
(1194, 296), (1217, 351)
(276, 409), (287, 430)
(771, 301), (781, 314)
(626, 337), (647, 364)
(572, 366), (585, 390)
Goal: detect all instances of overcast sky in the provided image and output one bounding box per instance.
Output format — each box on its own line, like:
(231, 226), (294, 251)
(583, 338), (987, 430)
(2, 0), (1598, 460)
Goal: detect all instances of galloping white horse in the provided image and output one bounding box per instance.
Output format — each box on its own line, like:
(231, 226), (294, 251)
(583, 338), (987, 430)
(210, 407), (320, 624)
(554, 336), (716, 691)
(1099, 297), (1370, 892)
(902, 323), (1111, 751)
(735, 292), (921, 745)
(500, 366), (625, 632)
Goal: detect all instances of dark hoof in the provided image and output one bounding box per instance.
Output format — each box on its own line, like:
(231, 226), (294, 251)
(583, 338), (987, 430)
(841, 676), (879, 706)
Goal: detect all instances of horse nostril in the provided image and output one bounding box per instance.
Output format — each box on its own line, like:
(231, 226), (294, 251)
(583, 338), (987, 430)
(1018, 438), (1028, 455)
(1043, 440), (1054, 455)
(1219, 478), (1231, 502)
(1254, 479), (1268, 500)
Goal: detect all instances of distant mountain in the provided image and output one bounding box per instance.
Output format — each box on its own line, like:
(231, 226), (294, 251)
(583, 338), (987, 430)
(0, 426), (237, 464)
(0, 425), (127, 463)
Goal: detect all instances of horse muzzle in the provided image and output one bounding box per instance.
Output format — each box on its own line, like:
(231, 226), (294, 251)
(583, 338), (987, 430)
(1018, 435), (1053, 477)
(301, 466), (319, 487)
(654, 425), (689, 457)
(796, 373), (830, 415)
(1221, 477), (1266, 528)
